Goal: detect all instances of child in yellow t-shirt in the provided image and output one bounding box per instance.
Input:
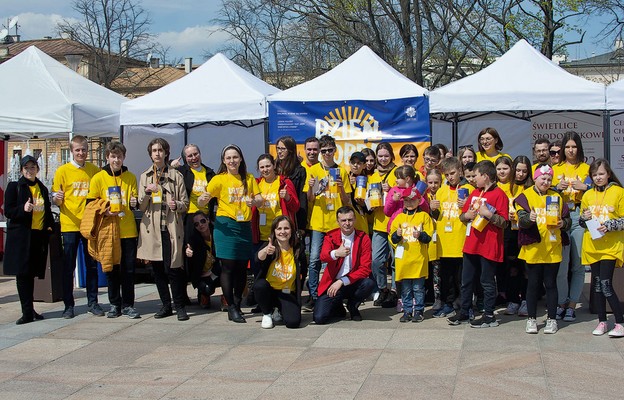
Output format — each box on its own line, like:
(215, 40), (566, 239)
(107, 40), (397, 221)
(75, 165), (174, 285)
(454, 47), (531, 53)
(389, 189), (434, 323)
(579, 159), (624, 337)
(515, 164), (571, 334)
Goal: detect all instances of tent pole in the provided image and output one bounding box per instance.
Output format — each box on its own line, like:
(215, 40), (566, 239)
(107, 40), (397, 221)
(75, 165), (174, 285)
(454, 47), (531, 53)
(264, 119), (269, 153)
(603, 110), (611, 162)
(184, 124), (189, 145)
(452, 113), (458, 153)
(119, 125), (124, 143)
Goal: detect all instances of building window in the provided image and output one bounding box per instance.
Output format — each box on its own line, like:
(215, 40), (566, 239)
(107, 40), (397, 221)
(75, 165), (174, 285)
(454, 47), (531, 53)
(61, 148), (70, 164)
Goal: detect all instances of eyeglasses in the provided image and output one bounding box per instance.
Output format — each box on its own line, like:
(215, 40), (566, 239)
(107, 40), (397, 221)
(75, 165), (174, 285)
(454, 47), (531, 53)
(424, 157), (439, 164)
(479, 137), (494, 143)
(194, 218), (208, 227)
(320, 148), (335, 155)
(276, 146), (287, 153)
(550, 150), (560, 156)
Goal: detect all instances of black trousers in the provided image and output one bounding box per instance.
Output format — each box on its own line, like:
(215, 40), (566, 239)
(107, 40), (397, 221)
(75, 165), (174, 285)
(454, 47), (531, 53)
(152, 230), (187, 309)
(439, 257), (462, 306)
(106, 238), (137, 308)
(16, 229), (47, 318)
(313, 278), (375, 324)
(526, 263), (559, 319)
(253, 278), (301, 328)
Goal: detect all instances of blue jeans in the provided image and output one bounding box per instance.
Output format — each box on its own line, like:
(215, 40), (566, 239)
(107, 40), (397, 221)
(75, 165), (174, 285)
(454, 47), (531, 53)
(62, 232), (99, 307)
(557, 208), (586, 305)
(460, 253), (497, 315)
(307, 230), (326, 299)
(400, 278), (425, 314)
(371, 231), (391, 291)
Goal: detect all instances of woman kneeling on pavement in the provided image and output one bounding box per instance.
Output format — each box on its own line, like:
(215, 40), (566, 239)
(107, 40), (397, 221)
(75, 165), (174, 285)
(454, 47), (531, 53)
(253, 215), (302, 329)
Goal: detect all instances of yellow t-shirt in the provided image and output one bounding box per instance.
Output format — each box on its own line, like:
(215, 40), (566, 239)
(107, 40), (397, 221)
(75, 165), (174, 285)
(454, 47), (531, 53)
(516, 187), (563, 264)
(258, 178), (282, 241)
(552, 162), (590, 205)
(52, 162), (100, 232)
(389, 211), (433, 280)
(369, 168), (397, 233)
(498, 181), (524, 229)
(206, 173), (260, 222)
(349, 180), (370, 235)
(29, 184), (45, 231)
(303, 163), (352, 233)
(266, 248), (297, 291)
(88, 169), (139, 239)
(302, 160), (318, 222)
(476, 151), (510, 163)
(188, 167), (209, 214)
(436, 183), (474, 258)
(581, 185), (624, 267)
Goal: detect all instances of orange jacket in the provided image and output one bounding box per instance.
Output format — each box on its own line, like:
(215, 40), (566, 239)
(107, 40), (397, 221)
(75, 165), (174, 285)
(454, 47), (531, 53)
(80, 198), (121, 272)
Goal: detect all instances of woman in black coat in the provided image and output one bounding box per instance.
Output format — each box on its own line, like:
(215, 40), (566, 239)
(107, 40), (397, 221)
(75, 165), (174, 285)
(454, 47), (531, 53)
(4, 156), (54, 325)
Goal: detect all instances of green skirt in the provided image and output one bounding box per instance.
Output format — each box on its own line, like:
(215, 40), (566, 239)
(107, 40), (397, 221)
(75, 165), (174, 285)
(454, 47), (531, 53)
(213, 216), (252, 261)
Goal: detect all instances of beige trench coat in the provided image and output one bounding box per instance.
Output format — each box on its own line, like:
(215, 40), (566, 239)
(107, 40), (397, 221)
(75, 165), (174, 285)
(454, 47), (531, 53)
(137, 166), (189, 268)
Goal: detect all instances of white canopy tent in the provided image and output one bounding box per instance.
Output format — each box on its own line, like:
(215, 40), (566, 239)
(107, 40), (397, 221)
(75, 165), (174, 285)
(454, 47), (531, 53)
(0, 46), (127, 139)
(607, 79), (624, 110)
(120, 53), (280, 175)
(430, 39), (606, 159)
(269, 45), (429, 102)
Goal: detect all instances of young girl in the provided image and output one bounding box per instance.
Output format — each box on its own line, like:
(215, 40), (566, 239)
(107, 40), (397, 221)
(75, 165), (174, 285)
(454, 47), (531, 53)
(426, 169), (443, 311)
(458, 146), (477, 166)
(579, 159), (624, 337)
(515, 164), (570, 334)
(552, 131), (591, 322)
(254, 216), (302, 329)
(361, 148), (376, 176)
(389, 189), (434, 322)
(495, 156), (518, 310)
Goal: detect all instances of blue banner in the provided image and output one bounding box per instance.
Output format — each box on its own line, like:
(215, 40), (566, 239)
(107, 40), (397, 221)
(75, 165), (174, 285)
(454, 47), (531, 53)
(268, 97), (430, 143)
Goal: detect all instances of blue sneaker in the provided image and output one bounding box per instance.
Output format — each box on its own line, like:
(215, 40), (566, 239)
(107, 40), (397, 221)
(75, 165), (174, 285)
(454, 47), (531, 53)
(433, 304), (456, 318)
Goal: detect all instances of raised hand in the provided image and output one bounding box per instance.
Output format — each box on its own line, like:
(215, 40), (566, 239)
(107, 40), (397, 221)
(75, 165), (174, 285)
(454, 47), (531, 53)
(265, 237), (276, 256)
(24, 198), (34, 212)
(185, 244), (193, 258)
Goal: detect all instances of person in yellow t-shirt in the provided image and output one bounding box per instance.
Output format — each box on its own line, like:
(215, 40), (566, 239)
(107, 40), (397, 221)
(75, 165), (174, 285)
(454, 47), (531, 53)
(301, 135), (351, 312)
(206, 144), (262, 323)
(389, 189), (434, 322)
(369, 142), (397, 306)
(4, 156), (54, 325)
(87, 142), (140, 319)
(579, 159), (624, 337)
(551, 131), (591, 322)
(475, 127), (510, 163)
(253, 216), (302, 329)
(434, 157), (473, 318)
(515, 164), (571, 334)
(52, 135), (102, 319)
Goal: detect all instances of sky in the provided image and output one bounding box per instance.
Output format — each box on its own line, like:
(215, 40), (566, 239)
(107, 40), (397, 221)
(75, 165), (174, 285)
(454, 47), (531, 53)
(0, 0), (618, 67)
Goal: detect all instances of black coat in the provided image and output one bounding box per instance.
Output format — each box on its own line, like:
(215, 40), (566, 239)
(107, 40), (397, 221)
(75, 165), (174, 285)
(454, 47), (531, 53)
(3, 177), (54, 277)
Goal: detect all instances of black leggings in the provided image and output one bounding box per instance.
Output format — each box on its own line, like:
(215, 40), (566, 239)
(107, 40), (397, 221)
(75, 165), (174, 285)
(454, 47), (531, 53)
(526, 263), (559, 319)
(253, 279), (301, 328)
(592, 260), (624, 323)
(220, 259), (248, 307)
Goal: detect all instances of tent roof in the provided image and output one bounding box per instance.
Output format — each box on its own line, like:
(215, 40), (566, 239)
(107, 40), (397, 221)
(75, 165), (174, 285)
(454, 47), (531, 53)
(120, 53), (280, 125)
(607, 79), (624, 110)
(268, 46), (428, 102)
(430, 39), (606, 113)
(0, 46), (127, 137)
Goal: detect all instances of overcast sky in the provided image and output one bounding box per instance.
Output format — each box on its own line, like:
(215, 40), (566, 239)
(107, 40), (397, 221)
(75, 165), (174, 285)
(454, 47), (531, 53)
(0, 1), (616, 67)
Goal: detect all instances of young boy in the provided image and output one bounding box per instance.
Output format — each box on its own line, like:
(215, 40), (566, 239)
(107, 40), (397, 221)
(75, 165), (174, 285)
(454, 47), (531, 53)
(389, 188), (433, 322)
(432, 157), (474, 318)
(463, 162), (477, 188)
(448, 160), (509, 327)
(418, 145), (441, 181)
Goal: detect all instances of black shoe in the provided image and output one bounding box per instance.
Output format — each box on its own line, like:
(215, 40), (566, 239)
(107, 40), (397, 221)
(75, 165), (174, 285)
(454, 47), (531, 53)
(412, 310), (424, 323)
(32, 311), (44, 320)
(154, 306), (173, 319)
(227, 305), (246, 323)
(448, 312), (470, 326)
(382, 290), (398, 308)
(373, 289), (388, 307)
(16, 315), (34, 325)
(400, 312), (412, 323)
(332, 304), (347, 318)
(347, 302), (362, 321)
(176, 307), (189, 321)
(470, 314), (499, 328)
(302, 297), (315, 312)
(107, 305), (122, 318)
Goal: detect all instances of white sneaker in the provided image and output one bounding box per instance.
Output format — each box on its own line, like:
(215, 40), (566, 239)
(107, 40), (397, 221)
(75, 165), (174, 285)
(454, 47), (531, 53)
(504, 302), (520, 315)
(525, 318), (538, 334)
(608, 323), (624, 337)
(544, 319), (558, 334)
(592, 321), (608, 336)
(272, 308), (283, 325)
(261, 314), (274, 329)
(517, 300), (528, 317)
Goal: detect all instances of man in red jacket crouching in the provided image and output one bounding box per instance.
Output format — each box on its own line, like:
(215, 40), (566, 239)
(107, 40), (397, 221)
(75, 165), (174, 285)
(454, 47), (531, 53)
(313, 206), (376, 324)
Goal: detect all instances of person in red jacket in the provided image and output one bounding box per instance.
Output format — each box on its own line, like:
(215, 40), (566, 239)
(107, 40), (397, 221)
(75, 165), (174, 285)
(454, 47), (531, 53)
(313, 206), (375, 324)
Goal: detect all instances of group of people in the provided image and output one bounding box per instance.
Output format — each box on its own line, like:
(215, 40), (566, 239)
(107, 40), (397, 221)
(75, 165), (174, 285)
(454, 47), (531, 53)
(5, 128), (624, 336)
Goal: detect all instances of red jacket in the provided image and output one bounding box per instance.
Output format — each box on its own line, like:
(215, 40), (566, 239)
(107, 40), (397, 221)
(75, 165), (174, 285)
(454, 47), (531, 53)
(318, 228), (372, 296)
(252, 175), (300, 243)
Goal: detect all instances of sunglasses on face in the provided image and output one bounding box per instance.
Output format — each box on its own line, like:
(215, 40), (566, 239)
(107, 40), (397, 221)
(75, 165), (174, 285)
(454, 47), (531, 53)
(320, 148), (335, 155)
(194, 218), (208, 227)
(550, 150), (560, 156)
(458, 144), (474, 150)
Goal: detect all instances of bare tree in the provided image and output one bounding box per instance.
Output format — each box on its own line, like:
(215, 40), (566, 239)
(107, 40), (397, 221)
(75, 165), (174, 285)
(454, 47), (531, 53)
(57, 0), (153, 88)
